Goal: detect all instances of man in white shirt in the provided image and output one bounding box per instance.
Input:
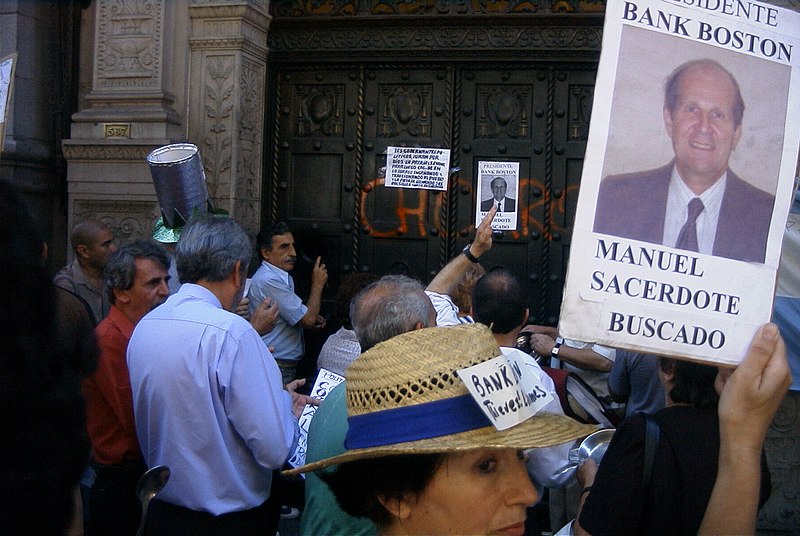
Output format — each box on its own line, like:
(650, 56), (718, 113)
(248, 222), (328, 384)
(127, 215), (316, 534)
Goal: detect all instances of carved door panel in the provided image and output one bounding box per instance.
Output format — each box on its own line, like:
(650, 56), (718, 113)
(356, 65), (453, 279)
(546, 68), (595, 323)
(272, 67), (361, 295)
(457, 66), (594, 324)
(268, 63), (594, 324)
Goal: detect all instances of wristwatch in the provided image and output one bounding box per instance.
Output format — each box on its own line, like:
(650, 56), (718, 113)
(462, 243), (480, 263)
(551, 336), (564, 357)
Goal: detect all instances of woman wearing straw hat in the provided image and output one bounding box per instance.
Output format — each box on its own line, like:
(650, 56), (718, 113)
(288, 323), (596, 535)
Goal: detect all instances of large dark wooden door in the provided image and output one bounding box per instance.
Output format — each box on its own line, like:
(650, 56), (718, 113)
(266, 62), (594, 324)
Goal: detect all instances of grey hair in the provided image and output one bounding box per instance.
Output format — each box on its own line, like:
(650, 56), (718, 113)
(175, 215), (251, 284)
(350, 274), (435, 351)
(104, 240), (170, 304)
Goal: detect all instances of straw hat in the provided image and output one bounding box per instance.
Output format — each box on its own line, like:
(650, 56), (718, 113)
(289, 323), (596, 474)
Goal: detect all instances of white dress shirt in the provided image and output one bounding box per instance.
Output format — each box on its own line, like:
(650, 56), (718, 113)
(128, 283), (298, 514)
(663, 168), (726, 255)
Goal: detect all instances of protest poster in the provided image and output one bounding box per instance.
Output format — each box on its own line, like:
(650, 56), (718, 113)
(475, 161), (520, 231)
(559, 0), (800, 366)
(286, 368), (345, 469)
(0, 53), (17, 147)
(385, 146), (451, 190)
(457, 349), (554, 431)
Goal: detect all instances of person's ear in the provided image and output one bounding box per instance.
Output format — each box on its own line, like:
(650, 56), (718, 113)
(232, 260), (243, 288)
(521, 308), (529, 327)
(259, 246), (271, 261)
(114, 287), (130, 305)
(732, 123), (743, 151)
(76, 244), (90, 260)
(658, 358), (676, 382)
(663, 107), (674, 139)
(378, 494), (412, 521)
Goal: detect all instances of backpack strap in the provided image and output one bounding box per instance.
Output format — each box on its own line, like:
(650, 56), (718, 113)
(643, 414), (660, 489)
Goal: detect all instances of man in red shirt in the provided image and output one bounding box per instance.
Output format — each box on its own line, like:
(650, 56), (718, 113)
(82, 240), (170, 535)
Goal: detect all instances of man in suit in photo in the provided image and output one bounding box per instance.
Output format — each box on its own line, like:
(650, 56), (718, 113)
(593, 58), (774, 263)
(480, 176), (516, 212)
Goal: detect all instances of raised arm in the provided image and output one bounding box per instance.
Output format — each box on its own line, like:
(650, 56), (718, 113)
(299, 256), (328, 329)
(699, 323), (790, 535)
(426, 205), (496, 295)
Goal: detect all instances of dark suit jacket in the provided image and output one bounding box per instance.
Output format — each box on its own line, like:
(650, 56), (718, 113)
(480, 196), (516, 212)
(593, 162), (774, 263)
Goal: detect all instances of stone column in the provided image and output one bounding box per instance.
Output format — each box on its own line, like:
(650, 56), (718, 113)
(62, 0), (184, 245)
(187, 0), (269, 232)
(63, 0), (270, 244)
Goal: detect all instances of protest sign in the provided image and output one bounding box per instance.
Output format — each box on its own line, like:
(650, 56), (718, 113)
(560, 0), (800, 366)
(0, 53), (17, 147)
(286, 368), (345, 469)
(385, 146), (451, 190)
(476, 161), (520, 231)
(457, 350), (553, 430)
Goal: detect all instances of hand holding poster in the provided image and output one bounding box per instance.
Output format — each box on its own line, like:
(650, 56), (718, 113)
(560, 0), (800, 365)
(286, 368), (345, 469)
(385, 146), (451, 191)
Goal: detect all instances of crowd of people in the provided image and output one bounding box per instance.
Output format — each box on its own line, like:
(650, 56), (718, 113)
(0, 178), (792, 536)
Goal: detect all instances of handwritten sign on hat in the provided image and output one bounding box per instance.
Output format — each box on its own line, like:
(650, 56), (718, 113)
(457, 352), (554, 431)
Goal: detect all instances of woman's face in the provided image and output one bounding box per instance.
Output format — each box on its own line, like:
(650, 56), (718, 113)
(389, 449), (538, 535)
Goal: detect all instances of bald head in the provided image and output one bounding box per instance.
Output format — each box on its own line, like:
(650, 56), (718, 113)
(71, 220), (116, 272)
(664, 59), (744, 129)
(70, 220), (111, 253)
(350, 275), (436, 351)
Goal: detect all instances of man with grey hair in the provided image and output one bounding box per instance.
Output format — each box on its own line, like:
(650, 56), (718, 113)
(301, 274), (436, 536)
(127, 216), (315, 534)
(593, 58), (774, 263)
(54, 219), (117, 324)
(350, 275), (436, 352)
(82, 240), (170, 535)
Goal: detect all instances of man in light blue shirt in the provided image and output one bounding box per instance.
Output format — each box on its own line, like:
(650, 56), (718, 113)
(127, 216), (315, 533)
(248, 222), (328, 384)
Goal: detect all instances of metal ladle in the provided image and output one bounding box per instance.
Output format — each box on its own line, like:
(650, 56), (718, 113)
(135, 465), (170, 536)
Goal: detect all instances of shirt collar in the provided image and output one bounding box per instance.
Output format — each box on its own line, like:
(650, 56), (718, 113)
(261, 259), (292, 286)
(670, 166), (727, 209)
(178, 282), (224, 309)
(71, 259), (96, 289)
(106, 305), (136, 339)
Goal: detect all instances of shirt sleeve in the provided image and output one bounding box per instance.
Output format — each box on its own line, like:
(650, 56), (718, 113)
(84, 323), (138, 453)
(250, 275), (307, 327)
(425, 290), (462, 326)
(222, 327), (299, 469)
(608, 351), (632, 397)
(525, 358), (575, 488)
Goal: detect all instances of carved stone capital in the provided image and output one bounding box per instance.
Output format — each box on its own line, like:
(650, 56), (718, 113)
(189, 1), (270, 55)
(74, 199), (158, 244)
(61, 140), (161, 161)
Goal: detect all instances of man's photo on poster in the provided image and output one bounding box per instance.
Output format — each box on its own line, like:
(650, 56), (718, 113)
(476, 161), (520, 231)
(592, 26), (789, 264)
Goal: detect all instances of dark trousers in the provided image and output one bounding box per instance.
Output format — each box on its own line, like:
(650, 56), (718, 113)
(144, 471), (281, 536)
(85, 459), (146, 536)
